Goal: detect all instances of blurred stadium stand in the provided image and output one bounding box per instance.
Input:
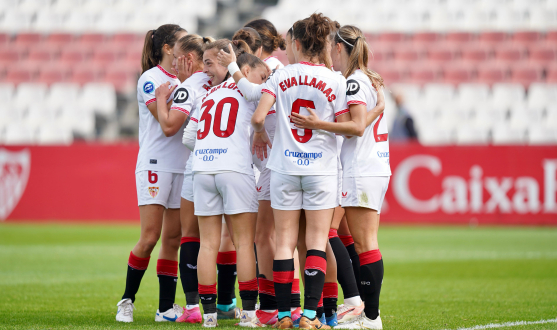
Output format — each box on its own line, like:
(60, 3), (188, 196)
(0, 0), (556, 145)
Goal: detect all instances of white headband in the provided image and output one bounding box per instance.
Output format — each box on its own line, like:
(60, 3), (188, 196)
(336, 31), (355, 47)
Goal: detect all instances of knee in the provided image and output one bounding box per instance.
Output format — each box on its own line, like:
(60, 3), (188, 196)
(138, 233), (160, 254)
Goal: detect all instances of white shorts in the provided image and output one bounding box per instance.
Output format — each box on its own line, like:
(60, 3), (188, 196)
(340, 176), (390, 213)
(181, 172), (194, 202)
(256, 168), (271, 201)
(270, 171), (338, 211)
(193, 172), (258, 216)
(136, 170), (183, 209)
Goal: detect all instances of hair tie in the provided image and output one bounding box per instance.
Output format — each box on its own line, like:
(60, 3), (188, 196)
(337, 31), (354, 47)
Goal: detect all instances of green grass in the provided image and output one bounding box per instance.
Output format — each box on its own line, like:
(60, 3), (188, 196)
(0, 224), (556, 330)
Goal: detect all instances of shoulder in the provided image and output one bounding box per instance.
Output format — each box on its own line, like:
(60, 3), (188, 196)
(265, 57), (285, 70)
(346, 71), (372, 96)
(138, 69), (159, 94)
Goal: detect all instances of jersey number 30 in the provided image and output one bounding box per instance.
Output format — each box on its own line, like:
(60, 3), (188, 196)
(290, 99), (315, 143)
(198, 97), (239, 140)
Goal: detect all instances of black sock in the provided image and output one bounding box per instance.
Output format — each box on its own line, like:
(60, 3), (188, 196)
(345, 243), (362, 297)
(323, 282), (338, 317)
(179, 238), (200, 306)
(122, 252), (150, 302)
(157, 259), (178, 312)
(317, 306), (324, 319)
(254, 243), (260, 278)
(259, 277), (278, 310)
(199, 283), (217, 313)
(303, 250), (326, 312)
(359, 250), (384, 320)
(217, 251), (237, 306)
(329, 236), (360, 299)
(239, 278), (258, 311)
(273, 259), (294, 313)
(291, 278), (301, 308)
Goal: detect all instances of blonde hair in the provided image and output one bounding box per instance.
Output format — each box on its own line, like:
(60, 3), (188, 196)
(334, 25), (384, 88)
(177, 34), (214, 61)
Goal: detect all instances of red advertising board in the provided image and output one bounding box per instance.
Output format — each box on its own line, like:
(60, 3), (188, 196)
(1, 143), (556, 224)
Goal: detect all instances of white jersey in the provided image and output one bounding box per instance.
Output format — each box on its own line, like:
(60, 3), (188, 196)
(192, 77), (256, 175)
(341, 70), (391, 177)
(261, 62), (348, 176)
(136, 65), (184, 174)
(252, 56), (285, 171)
(170, 71), (212, 176)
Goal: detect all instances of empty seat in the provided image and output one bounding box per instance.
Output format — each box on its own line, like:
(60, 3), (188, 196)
(37, 66), (72, 85)
(14, 83), (48, 109)
(528, 126), (557, 144)
(457, 83), (491, 111)
(492, 125), (526, 144)
(4, 123), (35, 145)
(461, 43), (491, 62)
(112, 33), (141, 45)
(46, 82), (82, 110)
(91, 47), (119, 65)
(63, 12), (98, 32)
(479, 31), (509, 43)
(455, 125), (490, 145)
(377, 67), (404, 84)
(78, 33), (106, 46)
(0, 83), (15, 107)
(512, 31), (543, 44)
(511, 63), (543, 87)
(33, 11), (67, 32)
(445, 32), (475, 43)
(4, 67), (33, 84)
(392, 45), (424, 61)
(37, 125), (73, 145)
(0, 49), (21, 63)
(0, 10), (34, 32)
(70, 64), (103, 85)
(492, 83), (526, 110)
(527, 83), (557, 110)
(59, 46), (90, 65)
(407, 64), (441, 85)
(529, 44), (557, 63)
(428, 45), (459, 62)
(46, 33), (74, 46)
(476, 62), (510, 85)
(59, 107), (96, 137)
(103, 67), (135, 93)
(494, 43), (526, 62)
(547, 63), (557, 83)
(443, 62), (475, 85)
(411, 32), (440, 44)
(27, 45), (59, 62)
(547, 31), (557, 42)
(79, 82), (117, 117)
(377, 32), (406, 43)
(14, 33), (42, 46)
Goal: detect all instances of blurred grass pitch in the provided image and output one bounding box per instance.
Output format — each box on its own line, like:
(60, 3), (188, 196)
(0, 224), (556, 330)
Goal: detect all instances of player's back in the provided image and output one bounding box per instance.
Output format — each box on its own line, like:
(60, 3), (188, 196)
(263, 62), (347, 176)
(192, 78), (256, 175)
(136, 65), (185, 174)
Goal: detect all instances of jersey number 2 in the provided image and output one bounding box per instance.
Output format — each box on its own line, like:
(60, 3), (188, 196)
(198, 97), (239, 140)
(373, 113), (388, 142)
(290, 99), (315, 143)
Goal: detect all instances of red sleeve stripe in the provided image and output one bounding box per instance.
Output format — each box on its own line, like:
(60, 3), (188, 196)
(191, 117), (198, 123)
(347, 100), (367, 106)
(262, 89), (276, 98)
(267, 110), (276, 116)
(170, 107), (190, 116)
(145, 98), (156, 105)
(335, 109), (350, 117)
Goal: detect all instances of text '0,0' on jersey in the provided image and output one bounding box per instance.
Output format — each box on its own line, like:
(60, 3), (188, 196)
(136, 65), (188, 174)
(341, 70), (391, 177)
(191, 78), (256, 175)
(261, 62), (348, 176)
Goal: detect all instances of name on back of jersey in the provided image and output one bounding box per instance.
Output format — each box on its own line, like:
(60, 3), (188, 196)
(278, 75), (337, 102)
(202, 81), (243, 102)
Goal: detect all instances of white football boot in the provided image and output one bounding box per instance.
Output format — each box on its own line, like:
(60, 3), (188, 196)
(238, 310), (265, 327)
(203, 312), (219, 327)
(116, 298), (134, 323)
(155, 303), (184, 322)
(334, 312), (382, 330)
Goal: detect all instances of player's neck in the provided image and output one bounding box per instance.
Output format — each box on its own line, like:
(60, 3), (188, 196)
(298, 54), (320, 65)
(158, 59), (174, 76)
(261, 51), (272, 60)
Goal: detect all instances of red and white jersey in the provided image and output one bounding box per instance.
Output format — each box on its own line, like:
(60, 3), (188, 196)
(136, 65), (185, 174)
(341, 70), (391, 177)
(170, 71), (211, 117)
(252, 56), (285, 171)
(261, 62), (348, 176)
(192, 78), (256, 175)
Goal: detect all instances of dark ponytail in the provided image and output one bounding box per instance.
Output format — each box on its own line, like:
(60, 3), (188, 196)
(237, 53), (267, 70)
(292, 13), (333, 61)
(141, 24), (186, 74)
(232, 27), (262, 54)
(245, 18), (286, 54)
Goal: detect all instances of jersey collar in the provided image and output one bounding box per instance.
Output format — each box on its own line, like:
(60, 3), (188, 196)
(157, 65), (177, 79)
(299, 61), (325, 67)
(264, 56), (278, 62)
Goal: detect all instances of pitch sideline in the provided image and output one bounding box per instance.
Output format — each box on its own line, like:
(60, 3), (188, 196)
(444, 318), (557, 330)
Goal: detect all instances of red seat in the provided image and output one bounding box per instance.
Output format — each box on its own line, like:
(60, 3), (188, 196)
(0, 48), (21, 62)
(104, 65), (136, 92)
(546, 31), (557, 42)
(445, 32), (475, 43)
(14, 33), (42, 46)
(392, 45), (425, 61)
(59, 46), (91, 65)
(529, 44), (557, 63)
(377, 32), (406, 43)
(27, 45), (60, 62)
(92, 48), (119, 65)
(78, 33), (106, 46)
(476, 62), (510, 85)
(428, 45), (459, 62)
(46, 33), (74, 47)
(124, 49), (143, 65)
(37, 66), (72, 85)
(369, 43), (393, 61)
(494, 43), (526, 62)
(407, 62), (441, 85)
(70, 63), (103, 85)
(510, 63), (543, 86)
(5, 67), (33, 84)
(443, 62), (475, 85)
(411, 32), (441, 44)
(547, 63), (557, 83)
(0, 33), (9, 45)
(479, 31), (509, 43)
(112, 33), (141, 44)
(512, 31), (543, 44)
(461, 43), (491, 62)
(377, 67), (404, 84)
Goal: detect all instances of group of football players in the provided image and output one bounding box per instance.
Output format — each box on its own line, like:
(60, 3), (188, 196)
(115, 12), (390, 330)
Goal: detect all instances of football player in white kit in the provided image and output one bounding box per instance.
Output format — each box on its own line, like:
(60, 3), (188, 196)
(290, 25), (389, 330)
(183, 40), (269, 328)
(250, 13), (346, 330)
(152, 33), (214, 324)
(116, 24), (187, 323)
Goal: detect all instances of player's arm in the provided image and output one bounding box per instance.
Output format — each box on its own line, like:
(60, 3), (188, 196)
(366, 87), (385, 127)
(251, 93), (275, 160)
(155, 82), (188, 137)
(291, 105), (367, 137)
(182, 117), (198, 151)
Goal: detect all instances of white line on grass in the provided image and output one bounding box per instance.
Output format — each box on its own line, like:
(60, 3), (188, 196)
(445, 318), (557, 330)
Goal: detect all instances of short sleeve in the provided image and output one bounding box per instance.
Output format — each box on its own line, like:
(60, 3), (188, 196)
(345, 77), (367, 108)
(260, 70), (280, 99)
(334, 77), (349, 117)
(138, 72), (157, 106)
(189, 105), (199, 123)
(170, 81), (195, 116)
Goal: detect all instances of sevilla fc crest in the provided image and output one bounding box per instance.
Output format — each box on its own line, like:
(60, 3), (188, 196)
(0, 148), (31, 220)
(148, 187), (159, 198)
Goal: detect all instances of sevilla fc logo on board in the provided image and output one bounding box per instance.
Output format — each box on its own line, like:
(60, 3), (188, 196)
(148, 187), (159, 198)
(0, 148), (31, 220)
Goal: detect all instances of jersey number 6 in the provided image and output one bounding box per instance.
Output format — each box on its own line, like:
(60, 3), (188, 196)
(290, 98), (315, 143)
(198, 97), (239, 140)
